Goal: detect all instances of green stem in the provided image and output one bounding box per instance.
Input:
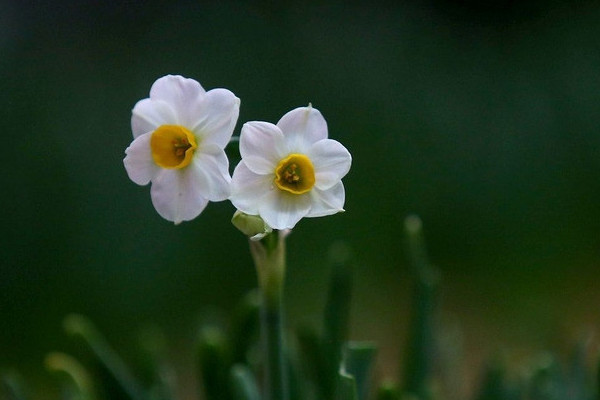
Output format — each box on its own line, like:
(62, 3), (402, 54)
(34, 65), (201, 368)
(249, 231), (289, 400)
(261, 291), (287, 400)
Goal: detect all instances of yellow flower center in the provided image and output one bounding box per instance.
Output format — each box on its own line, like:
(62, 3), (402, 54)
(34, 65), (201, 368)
(150, 125), (198, 169)
(274, 154), (315, 195)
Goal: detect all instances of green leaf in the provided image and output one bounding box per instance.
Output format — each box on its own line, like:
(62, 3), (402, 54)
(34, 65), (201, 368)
(526, 354), (564, 400)
(286, 343), (309, 400)
(474, 357), (516, 400)
(229, 290), (261, 365)
(336, 370), (358, 400)
(402, 216), (439, 400)
(197, 325), (232, 400)
(565, 337), (592, 400)
(435, 318), (464, 399)
(45, 352), (96, 400)
(295, 325), (326, 395)
(135, 326), (176, 400)
(1, 371), (28, 400)
(596, 350), (600, 400)
(63, 314), (146, 400)
(322, 242), (354, 399)
(343, 342), (377, 400)
(376, 382), (401, 400)
(230, 364), (260, 400)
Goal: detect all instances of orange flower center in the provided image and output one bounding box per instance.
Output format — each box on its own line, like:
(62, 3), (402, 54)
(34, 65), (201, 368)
(150, 125), (197, 169)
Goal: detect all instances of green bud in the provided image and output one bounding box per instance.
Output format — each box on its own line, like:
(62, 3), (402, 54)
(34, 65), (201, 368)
(232, 211), (272, 241)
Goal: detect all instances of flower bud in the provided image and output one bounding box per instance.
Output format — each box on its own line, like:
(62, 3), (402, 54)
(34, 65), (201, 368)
(232, 210), (272, 241)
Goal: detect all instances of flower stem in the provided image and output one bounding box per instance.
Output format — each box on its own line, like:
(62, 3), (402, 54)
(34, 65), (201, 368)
(249, 231), (289, 400)
(261, 291), (287, 400)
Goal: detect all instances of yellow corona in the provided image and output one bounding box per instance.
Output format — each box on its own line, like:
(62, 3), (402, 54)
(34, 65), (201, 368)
(274, 154), (315, 194)
(150, 125), (198, 169)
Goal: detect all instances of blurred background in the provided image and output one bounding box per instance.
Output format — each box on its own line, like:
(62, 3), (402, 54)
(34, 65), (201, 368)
(1, 0), (599, 396)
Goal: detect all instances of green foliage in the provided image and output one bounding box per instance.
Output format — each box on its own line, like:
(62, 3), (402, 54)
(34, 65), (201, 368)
(5, 218), (600, 400)
(197, 325), (231, 400)
(230, 365), (260, 400)
(45, 352), (96, 400)
(336, 372), (358, 400)
(402, 215), (440, 400)
(343, 343), (377, 400)
(1, 371), (28, 400)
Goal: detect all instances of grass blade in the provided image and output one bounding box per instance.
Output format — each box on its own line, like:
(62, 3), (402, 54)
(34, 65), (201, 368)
(63, 314), (146, 400)
(343, 342), (377, 400)
(322, 242), (354, 399)
(45, 352), (96, 400)
(402, 215), (439, 400)
(231, 364), (260, 400)
(336, 370), (358, 400)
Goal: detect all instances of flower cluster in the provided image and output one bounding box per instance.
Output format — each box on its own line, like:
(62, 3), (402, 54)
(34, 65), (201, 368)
(124, 75), (352, 230)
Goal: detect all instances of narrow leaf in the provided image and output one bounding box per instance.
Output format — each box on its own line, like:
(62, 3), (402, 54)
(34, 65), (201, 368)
(197, 325), (232, 400)
(527, 354), (565, 400)
(565, 337), (592, 400)
(230, 364), (260, 400)
(45, 352), (96, 400)
(376, 382), (401, 400)
(1, 371), (28, 400)
(229, 290), (260, 365)
(474, 357), (514, 400)
(295, 326), (326, 394)
(135, 327), (176, 400)
(63, 314), (146, 400)
(343, 342), (377, 400)
(402, 215), (439, 400)
(336, 370), (358, 400)
(323, 242), (354, 399)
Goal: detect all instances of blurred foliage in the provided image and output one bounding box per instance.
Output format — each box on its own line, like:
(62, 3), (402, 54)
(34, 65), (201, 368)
(1, 0), (600, 394)
(2, 218), (599, 400)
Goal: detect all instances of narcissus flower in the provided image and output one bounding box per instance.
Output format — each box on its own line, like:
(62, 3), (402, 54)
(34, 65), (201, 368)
(230, 105), (351, 230)
(124, 75), (240, 224)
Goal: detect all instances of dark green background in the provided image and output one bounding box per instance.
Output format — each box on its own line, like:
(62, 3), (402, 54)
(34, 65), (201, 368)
(2, 0), (599, 390)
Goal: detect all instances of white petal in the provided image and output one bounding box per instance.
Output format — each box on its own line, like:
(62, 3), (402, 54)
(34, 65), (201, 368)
(191, 88), (240, 148)
(149, 75), (206, 123)
(190, 144), (232, 202)
(306, 182), (346, 217)
(150, 169), (209, 224)
(123, 132), (159, 185)
(240, 121), (288, 174)
(277, 105), (328, 152)
(307, 139), (352, 190)
(258, 190), (312, 230)
(230, 162), (274, 215)
(131, 98), (177, 138)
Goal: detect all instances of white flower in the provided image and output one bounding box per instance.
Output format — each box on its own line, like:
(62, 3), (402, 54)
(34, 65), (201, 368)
(230, 105), (351, 230)
(123, 75), (240, 224)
